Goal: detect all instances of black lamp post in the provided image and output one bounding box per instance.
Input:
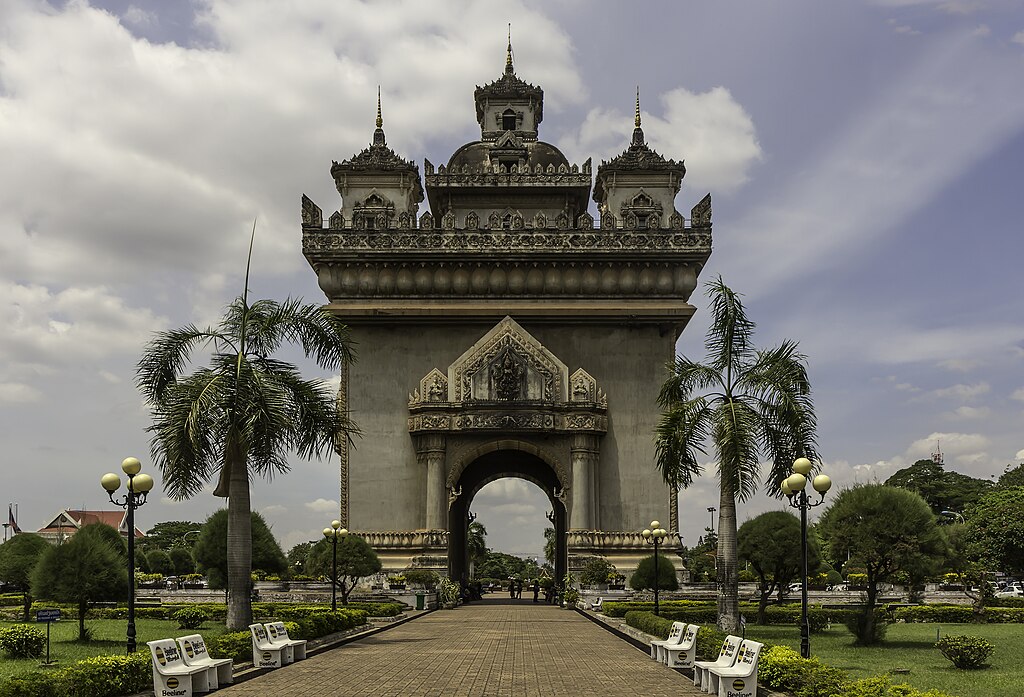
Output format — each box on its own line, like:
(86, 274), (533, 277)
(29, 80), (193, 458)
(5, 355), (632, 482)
(100, 457), (154, 654)
(781, 457), (831, 659)
(322, 520), (348, 612)
(642, 520), (668, 616)
(707, 506), (716, 536)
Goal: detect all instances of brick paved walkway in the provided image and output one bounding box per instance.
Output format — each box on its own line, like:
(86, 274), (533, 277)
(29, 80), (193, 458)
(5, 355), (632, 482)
(217, 597), (703, 696)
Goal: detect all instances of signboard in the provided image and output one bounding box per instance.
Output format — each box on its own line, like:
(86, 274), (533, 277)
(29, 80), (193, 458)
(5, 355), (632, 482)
(35, 608), (61, 623)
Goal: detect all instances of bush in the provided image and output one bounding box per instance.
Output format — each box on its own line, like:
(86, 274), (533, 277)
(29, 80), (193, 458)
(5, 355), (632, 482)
(0, 624), (46, 658)
(403, 569), (439, 588)
(935, 634), (994, 669)
(0, 653), (151, 697)
(629, 554), (678, 591)
(844, 608), (890, 645)
(171, 605), (208, 630)
(274, 607), (368, 638)
(578, 556), (616, 586)
(758, 644), (849, 697)
(207, 631), (253, 663)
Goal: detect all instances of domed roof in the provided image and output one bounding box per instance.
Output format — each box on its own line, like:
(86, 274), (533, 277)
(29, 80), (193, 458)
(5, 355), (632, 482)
(447, 140), (569, 171)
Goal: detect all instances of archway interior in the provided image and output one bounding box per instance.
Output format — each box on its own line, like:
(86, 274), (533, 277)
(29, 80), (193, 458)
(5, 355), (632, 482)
(449, 450), (567, 583)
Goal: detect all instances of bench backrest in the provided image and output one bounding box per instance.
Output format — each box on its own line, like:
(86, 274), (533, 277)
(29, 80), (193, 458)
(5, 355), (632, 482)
(148, 639), (187, 673)
(679, 624), (699, 649)
(714, 635), (743, 667)
(732, 640), (763, 675)
(177, 634), (210, 663)
(266, 622), (291, 642)
(249, 623), (274, 649)
(666, 621), (685, 642)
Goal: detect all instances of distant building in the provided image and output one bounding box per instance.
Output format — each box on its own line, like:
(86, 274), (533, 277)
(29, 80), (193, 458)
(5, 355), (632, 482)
(35, 509), (144, 544)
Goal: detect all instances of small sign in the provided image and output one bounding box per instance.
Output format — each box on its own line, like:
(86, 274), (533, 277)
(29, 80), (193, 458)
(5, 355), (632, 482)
(35, 609), (61, 623)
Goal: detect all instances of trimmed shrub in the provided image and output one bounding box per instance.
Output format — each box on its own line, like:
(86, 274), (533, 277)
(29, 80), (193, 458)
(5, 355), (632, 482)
(935, 634), (994, 669)
(0, 624), (46, 658)
(403, 569), (439, 588)
(207, 631), (253, 663)
(758, 644), (848, 697)
(623, 610), (674, 639)
(171, 605), (208, 630)
(0, 653), (151, 697)
(844, 608), (890, 645)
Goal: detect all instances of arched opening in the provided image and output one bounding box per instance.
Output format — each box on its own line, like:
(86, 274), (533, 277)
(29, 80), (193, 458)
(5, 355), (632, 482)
(449, 449), (567, 584)
(502, 108), (517, 131)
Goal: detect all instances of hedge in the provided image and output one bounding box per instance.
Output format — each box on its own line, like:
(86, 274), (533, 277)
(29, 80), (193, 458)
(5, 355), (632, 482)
(0, 653), (151, 697)
(893, 605), (1024, 624)
(25, 600), (402, 622)
(621, 612), (727, 661)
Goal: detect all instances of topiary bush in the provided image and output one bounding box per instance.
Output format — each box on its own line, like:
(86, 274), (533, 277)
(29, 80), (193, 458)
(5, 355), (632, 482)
(0, 652), (151, 697)
(206, 631), (253, 663)
(171, 605), (208, 629)
(757, 644), (849, 697)
(844, 608), (890, 645)
(0, 624), (46, 658)
(935, 634), (994, 669)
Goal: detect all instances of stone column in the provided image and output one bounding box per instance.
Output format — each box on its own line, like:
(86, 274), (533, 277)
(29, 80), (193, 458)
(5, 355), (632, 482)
(570, 434), (599, 530)
(420, 435), (447, 531)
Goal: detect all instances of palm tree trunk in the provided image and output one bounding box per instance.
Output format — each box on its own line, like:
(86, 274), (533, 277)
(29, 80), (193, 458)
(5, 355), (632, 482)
(225, 437), (253, 630)
(717, 486), (740, 633)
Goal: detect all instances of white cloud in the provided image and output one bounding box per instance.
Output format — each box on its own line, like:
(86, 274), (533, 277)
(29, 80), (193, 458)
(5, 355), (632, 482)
(559, 86), (761, 196)
(947, 406), (991, 420)
(0, 382), (42, 404)
(937, 358), (980, 372)
(907, 432), (989, 459)
(1016, 449), (1024, 460)
(304, 498), (338, 513)
(929, 382), (990, 400)
(1013, 31), (1024, 45)
(261, 504), (287, 516)
(1010, 388), (1024, 402)
(970, 24), (991, 37)
(121, 5), (156, 28)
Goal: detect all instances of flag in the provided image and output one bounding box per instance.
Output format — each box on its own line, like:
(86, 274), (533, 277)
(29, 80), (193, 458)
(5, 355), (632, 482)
(8, 505), (20, 534)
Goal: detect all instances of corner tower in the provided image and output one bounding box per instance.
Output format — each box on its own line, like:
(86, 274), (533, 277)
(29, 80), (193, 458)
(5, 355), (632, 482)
(301, 51), (713, 581)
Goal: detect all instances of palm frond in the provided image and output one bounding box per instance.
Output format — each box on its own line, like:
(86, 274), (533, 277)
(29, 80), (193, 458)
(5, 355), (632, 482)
(654, 397), (712, 487)
(136, 326), (232, 402)
(703, 276), (756, 373)
(657, 357), (722, 407)
(712, 397), (762, 501)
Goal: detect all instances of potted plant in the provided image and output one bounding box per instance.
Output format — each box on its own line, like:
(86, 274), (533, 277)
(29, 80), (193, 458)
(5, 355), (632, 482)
(387, 574), (407, 590)
(607, 572), (626, 590)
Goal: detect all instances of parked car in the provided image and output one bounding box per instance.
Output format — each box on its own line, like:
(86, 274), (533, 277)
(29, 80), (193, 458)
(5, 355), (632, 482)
(994, 581), (1023, 599)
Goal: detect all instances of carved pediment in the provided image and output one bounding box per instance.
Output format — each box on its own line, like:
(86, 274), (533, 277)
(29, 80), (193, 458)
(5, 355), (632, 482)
(409, 368), (449, 406)
(449, 317), (567, 402)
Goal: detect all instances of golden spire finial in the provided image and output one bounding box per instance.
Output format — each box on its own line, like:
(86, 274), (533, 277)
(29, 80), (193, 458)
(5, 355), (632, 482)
(635, 87), (641, 128)
(506, 23), (514, 74)
(376, 86), (383, 129)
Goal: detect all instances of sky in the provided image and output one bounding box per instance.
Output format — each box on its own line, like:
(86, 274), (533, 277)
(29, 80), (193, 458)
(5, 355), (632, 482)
(1, 0), (1023, 561)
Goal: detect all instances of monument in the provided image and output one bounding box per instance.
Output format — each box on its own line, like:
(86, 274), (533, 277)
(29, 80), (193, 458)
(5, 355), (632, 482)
(301, 43), (712, 581)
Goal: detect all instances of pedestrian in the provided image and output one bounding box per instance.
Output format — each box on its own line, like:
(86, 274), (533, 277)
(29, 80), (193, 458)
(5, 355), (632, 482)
(509, 578), (516, 600)
(532, 579), (539, 603)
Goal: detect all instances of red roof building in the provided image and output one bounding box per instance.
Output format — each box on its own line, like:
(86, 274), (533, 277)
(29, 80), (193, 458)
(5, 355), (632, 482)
(35, 509), (145, 544)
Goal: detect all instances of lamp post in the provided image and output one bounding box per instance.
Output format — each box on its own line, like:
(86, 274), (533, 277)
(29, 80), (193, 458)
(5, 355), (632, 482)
(322, 520), (348, 612)
(641, 520), (668, 615)
(100, 457), (154, 654)
(707, 506), (716, 536)
(781, 457), (831, 659)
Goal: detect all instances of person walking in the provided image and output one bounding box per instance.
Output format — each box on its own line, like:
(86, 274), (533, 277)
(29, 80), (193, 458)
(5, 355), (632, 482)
(509, 578), (516, 600)
(532, 579), (539, 603)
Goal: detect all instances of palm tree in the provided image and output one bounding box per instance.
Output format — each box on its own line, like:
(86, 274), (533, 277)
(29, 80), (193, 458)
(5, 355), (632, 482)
(655, 277), (817, 632)
(137, 295), (355, 629)
(467, 521), (488, 576)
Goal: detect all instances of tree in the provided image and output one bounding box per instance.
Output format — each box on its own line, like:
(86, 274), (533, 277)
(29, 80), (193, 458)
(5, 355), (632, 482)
(578, 556), (616, 586)
(192, 510), (287, 590)
(629, 554), (679, 591)
(474, 552), (541, 581)
(147, 549), (175, 576)
(817, 484), (944, 644)
(885, 459), (992, 515)
(137, 286), (355, 629)
(0, 534), (50, 620)
(168, 547), (195, 576)
(30, 523), (129, 640)
(142, 521), (202, 552)
(543, 527), (556, 567)
(996, 463), (1024, 489)
(467, 521), (488, 572)
(304, 535), (381, 604)
(738, 511), (819, 624)
(963, 486), (1024, 575)
(287, 541), (315, 576)
(655, 277), (818, 632)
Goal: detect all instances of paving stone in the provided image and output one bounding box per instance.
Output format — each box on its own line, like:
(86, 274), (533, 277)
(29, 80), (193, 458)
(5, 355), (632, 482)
(216, 597), (705, 696)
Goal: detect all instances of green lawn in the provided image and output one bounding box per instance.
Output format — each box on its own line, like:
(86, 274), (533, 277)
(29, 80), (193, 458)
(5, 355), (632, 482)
(0, 619), (230, 678)
(746, 623), (1020, 697)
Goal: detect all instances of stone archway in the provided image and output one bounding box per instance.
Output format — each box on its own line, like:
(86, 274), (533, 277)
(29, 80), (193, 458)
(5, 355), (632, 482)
(448, 448), (567, 583)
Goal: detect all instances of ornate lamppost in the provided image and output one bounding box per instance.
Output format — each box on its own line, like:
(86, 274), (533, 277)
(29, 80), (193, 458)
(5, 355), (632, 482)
(322, 520), (348, 612)
(642, 520), (668, 616)
(781, 457), (831, 659)
(100, 457), (154, 654)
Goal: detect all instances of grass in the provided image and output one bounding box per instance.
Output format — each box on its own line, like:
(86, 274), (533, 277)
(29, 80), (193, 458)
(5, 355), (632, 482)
(746, 622), (1021, 697)
(0, 619), (230, 678)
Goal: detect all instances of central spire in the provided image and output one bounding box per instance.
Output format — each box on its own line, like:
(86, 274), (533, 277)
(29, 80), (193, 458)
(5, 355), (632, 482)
(505, 23), (514, 75)
(373, 86), (386, 147)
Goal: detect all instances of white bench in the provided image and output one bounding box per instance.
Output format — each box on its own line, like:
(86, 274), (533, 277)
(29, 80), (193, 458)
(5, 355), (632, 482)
(249, 623), (289, 668)
(693, 634), (742, 692)
(177, 634), (234, 689)
(664, 623), (699, 668)
(649, 621), (686, 661)
(147, 638), (211, 697)
(591, 597), (604, 612)
(266, 621), (307, 661)
(707, 639), (763, 697)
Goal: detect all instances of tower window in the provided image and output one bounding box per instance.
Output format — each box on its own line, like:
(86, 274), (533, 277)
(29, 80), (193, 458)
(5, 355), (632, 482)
(502, 109), (517, 131)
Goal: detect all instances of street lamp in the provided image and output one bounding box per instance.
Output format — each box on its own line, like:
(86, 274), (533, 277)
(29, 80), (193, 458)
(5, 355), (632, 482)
(100, 457), (154, 654)
(781, 457), (831, 659)
(322, 520), (348, 612)
(707, 506), (716, 535)
(642, 520), (668, 616)
(940, 510), (965, 524)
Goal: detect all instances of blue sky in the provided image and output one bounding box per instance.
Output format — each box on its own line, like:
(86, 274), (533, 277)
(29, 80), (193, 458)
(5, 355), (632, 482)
(1, 0), (1022, 558)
